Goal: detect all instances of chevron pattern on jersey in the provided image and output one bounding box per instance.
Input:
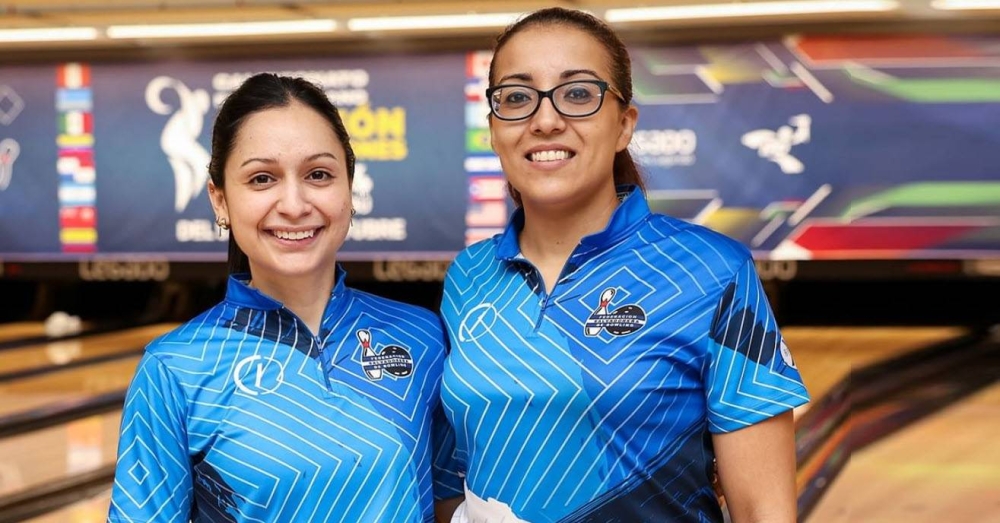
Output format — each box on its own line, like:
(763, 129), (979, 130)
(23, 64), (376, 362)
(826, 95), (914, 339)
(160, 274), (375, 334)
(441, 187), (809, 523)
(110, 275), (454, 523)
(564, 423), (723, 522)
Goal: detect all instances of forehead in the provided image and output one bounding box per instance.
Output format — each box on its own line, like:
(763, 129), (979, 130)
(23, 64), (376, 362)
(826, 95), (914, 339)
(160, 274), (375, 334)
(234, 102), (339, 146)
(226, 102), (346, 163)
(493, 25), (612, 82)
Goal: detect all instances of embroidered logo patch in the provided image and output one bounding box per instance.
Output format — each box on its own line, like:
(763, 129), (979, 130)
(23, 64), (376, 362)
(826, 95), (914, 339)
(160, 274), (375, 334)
(358, 329), (414, 381)
(584, 288), (647, 337)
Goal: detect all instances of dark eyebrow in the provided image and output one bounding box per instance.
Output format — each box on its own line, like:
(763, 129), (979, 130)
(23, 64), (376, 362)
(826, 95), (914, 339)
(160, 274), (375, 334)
(497, 69), (602, 85)
(239, 152), (338, 168)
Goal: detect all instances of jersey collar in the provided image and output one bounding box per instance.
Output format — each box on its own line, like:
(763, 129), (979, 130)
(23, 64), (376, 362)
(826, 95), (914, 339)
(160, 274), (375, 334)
(496, 184), (651, 263)
(224, 264), (349, 311)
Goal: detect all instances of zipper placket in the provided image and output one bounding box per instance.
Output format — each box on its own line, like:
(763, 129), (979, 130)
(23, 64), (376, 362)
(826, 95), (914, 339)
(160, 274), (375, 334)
(522, 257), (579, 332)
(281, 306), (332, 392)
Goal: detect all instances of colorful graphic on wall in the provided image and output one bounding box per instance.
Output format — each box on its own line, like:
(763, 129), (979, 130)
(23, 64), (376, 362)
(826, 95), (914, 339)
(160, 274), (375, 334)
(0, 35), (997, 262)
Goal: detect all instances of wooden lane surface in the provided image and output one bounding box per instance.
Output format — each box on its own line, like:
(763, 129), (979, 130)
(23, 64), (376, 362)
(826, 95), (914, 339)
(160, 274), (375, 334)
(782, 326), (968, 409)
(24, 488), (112, 523)
(807, 381), (1000, 522)
(0, 324), (177, 377)
(0, 357), (141, 418)
(0, 411), (121, 498)
(0, 323), (48, 343)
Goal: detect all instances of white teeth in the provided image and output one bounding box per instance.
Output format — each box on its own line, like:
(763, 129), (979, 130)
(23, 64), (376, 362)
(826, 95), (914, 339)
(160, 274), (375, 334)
(530, 150), (571, 162)
(273, 229), (315, 240)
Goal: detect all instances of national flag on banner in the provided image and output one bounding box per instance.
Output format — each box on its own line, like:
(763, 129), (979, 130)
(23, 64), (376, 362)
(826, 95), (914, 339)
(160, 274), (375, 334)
(57, 63), (90, 89)
(56, 89), (92, 112)
(60, 227), (98, 245)
(464, 155), (502, 174)
(56, 134), (94, 148)
(58, 149), (94, 168)
(60, 206), (97, 229)
(59, 111), (93, 135)
(469, 175), (507, 201)
(465, 101), (491, 128)
(466, 50), (492, 79)
(57, 63), (89, 88)
(465, 128), (492, 153)
(58, 150), (96, 184)
(62, 243), (97, 253)
(58, 166), (95, 185)
(466, 77), (488, 102)
(466, 201), (508, 228)
(58, 184), (97, 206)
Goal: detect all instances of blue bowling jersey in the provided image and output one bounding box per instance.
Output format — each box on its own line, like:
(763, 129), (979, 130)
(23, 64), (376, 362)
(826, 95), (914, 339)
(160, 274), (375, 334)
(440, 186), (810, 522)
(109, 269), (463, 522)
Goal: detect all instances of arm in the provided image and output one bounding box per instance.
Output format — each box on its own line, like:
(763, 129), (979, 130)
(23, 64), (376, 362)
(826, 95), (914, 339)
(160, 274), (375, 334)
(704, 256), (809, 522)
(108, 353), (193, 522)
(712, 410), (797, 523)
(435, 496), (465, 523)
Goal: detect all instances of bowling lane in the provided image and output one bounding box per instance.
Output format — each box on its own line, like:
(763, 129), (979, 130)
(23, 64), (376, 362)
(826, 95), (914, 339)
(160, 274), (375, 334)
(0, 323), (176, 378)
(0, 356), (140, 418)
(0, 322), (48, 343)
(807, 380), (1000, 522)
(0, 411), (121, 497)
(782, 326), (968, 404)
(23, 488), (112, 523)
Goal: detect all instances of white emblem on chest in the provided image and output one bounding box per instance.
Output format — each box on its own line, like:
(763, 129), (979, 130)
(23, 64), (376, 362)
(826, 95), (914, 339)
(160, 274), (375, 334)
(233, 355), (285, 396)
(458, 303), (498, 342)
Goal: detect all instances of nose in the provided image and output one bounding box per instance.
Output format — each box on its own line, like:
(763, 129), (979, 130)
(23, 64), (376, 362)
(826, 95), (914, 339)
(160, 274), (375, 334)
(529, 96), (565, 135)
(275, 178), (312, 217)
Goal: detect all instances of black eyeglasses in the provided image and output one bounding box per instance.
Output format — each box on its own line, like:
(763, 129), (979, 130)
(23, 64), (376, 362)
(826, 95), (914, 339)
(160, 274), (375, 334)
(485, 80), (625, 121)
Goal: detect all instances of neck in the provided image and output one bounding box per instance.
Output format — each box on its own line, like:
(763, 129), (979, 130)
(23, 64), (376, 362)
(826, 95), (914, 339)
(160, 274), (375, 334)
(518, 185), (620, 286)
(248, 269), (336, 335)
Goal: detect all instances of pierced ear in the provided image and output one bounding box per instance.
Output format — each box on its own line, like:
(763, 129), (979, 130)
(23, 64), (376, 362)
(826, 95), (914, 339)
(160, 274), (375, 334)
(207, 180), (228, 219)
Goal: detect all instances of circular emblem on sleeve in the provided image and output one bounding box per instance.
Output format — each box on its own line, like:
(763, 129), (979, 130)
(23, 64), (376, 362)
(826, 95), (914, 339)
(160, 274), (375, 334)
(358, 329), (414, 381)
(779, 339), (797, 369)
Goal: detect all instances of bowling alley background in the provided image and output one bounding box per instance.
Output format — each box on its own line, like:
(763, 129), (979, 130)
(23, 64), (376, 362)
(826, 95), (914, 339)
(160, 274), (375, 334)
(2, 34), (999, 325)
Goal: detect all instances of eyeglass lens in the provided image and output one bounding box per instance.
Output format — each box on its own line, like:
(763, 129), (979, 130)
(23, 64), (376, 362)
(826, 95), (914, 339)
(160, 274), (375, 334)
(490, 81), (607, 120)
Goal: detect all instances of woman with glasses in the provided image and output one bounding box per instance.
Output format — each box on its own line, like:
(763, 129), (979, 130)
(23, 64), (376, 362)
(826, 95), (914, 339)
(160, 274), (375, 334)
(438, 7), (809, 523)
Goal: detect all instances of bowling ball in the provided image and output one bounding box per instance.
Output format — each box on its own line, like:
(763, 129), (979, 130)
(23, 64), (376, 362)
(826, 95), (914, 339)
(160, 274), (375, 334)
(381, 345), (413, 377)
(607, 305), (646, 335)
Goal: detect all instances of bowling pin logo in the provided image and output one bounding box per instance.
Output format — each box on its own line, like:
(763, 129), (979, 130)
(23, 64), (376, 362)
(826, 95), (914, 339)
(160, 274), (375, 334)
(358, 329), (414, 381)
(583, 287), (647, 337)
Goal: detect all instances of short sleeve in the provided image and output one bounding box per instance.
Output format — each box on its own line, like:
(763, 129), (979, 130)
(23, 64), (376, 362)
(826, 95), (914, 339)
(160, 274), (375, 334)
(108, 353), (193, 522)
(705, 257), (810, 433)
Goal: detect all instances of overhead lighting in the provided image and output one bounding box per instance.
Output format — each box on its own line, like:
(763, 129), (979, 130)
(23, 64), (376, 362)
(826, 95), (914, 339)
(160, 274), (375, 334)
(930, 0), (1000, 9)
(106, 19), (337, 39)
(605, 0), (900, 22)
(0, 27), (99, 43)
(348, 13), (524, 32)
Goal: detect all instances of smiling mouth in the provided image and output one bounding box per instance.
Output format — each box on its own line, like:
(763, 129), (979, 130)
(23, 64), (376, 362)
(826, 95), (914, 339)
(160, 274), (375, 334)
(528, 150), (574, 162)
(271, 229), (319, 241)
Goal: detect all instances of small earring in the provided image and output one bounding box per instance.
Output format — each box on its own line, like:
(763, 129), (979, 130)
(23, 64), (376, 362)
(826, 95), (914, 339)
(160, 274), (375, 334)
(351, 208), (357, 217)
(216, 216), (230, 230)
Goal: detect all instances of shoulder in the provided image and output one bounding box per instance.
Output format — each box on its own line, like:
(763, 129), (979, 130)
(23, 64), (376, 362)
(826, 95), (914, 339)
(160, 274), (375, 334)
(643, 213), (753, 276)
(144, 302), (231, 360)
(347, 288), (442, 330)
(451, 237), (497, 267)
(445, 237), (500, 283)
